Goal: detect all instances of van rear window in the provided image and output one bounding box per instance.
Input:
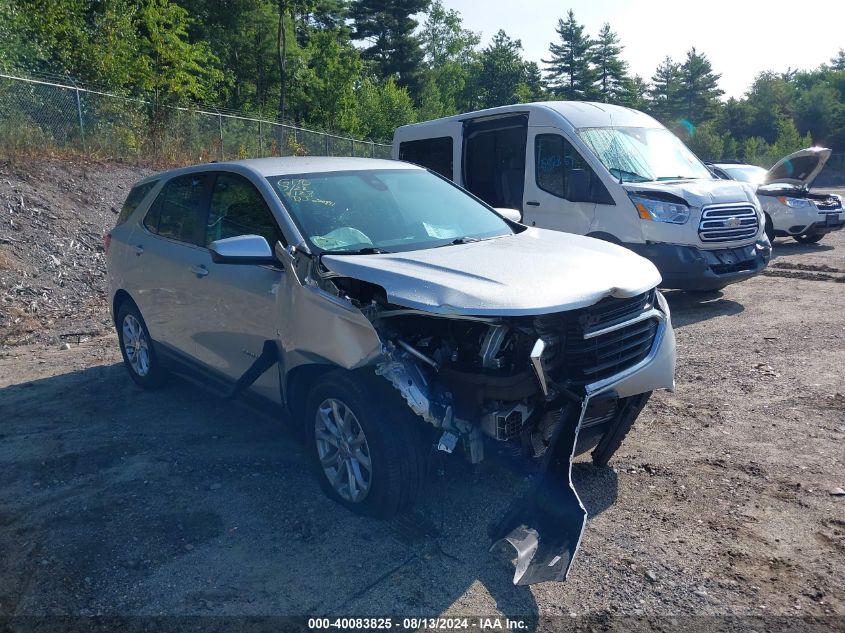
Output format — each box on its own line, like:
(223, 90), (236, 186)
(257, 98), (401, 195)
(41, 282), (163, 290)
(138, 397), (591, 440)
(399, 137), (453, 179)
(116, 180), (158, 225)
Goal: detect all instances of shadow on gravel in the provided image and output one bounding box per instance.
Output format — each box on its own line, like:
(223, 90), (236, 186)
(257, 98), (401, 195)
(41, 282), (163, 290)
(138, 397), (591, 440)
(661, 289), (745, 328)
(770, 240), (835, 259)
(0, 361), (626, 616)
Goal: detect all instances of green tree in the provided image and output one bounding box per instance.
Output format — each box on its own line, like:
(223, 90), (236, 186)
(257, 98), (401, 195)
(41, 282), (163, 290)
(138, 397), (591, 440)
(543, 9), (595, 99)
(677, 47), (723, 123)
(742, 136), (771, 165)
(685, 121), (724, 161)
(418, 0), (480, 115)
(771, 116), (812, 157)
(350, 0), (429, 98)
(137, 0), (222, 105)
(744, 72), (795, 143)
(301, 29), (362, 132)
(471, 30), (537, 108)
(592, 23), (628, 102)
(618, 74), (649, 110)
(356, 77), (416, 140)
(649, 56), (682, 122)
(831, 48), (845, 71)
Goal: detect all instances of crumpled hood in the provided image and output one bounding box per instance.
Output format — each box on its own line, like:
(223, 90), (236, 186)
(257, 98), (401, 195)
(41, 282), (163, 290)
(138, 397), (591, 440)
(623, 178), (758, 208)
(321, 228), (661, 316)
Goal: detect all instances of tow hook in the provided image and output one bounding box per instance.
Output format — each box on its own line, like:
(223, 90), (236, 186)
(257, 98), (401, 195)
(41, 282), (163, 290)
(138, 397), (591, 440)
(488, 398), (589, 585)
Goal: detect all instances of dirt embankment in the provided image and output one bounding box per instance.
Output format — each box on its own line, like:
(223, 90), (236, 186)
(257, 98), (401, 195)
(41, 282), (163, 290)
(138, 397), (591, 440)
(0, 158), (152, 347)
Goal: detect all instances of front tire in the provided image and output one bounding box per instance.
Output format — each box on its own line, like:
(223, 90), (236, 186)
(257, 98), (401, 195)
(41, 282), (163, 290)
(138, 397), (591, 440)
(764, 214), (776, 244)
(116, 301), (166, 389)
(305, 371), (428, 518)
(794, 233), (824, 244)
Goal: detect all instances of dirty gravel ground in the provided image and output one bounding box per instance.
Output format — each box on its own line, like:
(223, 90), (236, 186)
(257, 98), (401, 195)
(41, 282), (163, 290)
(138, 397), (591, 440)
(0, 160), (843, 620)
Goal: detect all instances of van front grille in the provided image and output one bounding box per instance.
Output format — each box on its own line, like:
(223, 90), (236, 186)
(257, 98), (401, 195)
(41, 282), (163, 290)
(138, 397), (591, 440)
(698, 203), (759, 243)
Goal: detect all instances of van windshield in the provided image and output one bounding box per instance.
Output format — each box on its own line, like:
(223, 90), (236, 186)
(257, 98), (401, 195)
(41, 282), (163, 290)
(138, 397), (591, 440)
(578, 127), (713, 183)
(267, 169), (513, 253)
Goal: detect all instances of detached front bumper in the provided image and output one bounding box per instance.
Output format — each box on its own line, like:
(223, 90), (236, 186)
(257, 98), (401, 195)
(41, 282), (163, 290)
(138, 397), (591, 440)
(489, 299), (676, 585)
(625, 239), (771, 291)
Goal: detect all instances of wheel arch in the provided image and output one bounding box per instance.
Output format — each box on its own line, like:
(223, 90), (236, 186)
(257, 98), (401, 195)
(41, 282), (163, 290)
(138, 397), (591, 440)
(111, 289), (135, 326)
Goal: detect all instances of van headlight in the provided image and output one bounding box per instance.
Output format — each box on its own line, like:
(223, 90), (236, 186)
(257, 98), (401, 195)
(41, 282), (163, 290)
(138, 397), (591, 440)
(777, 196), (812, 209)
(629, 194), (690, 224)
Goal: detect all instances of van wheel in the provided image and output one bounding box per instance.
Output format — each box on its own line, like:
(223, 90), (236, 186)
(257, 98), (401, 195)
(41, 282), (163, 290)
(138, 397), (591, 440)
(305, 371), (428, 518)
(116, 301), (166, 389)
(794, 233), (824, 244)
(764, 215), (776, 243)
(591, 392), (651, 467)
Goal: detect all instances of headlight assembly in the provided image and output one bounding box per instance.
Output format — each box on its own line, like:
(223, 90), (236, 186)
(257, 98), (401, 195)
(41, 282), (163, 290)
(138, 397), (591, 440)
(629, 194), (690, 224)
(777, 196), (813, 209)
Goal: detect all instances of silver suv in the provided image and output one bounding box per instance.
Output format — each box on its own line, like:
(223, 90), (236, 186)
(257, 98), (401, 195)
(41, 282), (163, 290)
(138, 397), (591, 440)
(106, 157), (676, 584)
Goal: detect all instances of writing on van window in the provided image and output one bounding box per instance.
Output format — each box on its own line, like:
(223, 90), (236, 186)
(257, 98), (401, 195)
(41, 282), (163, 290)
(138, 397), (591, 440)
(538, 154), (562, 173)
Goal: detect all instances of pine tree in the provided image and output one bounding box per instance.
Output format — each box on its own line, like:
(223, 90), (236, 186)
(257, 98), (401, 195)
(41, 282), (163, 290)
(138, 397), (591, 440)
(677, 47), (723, 123)
(830, 48), (845, 71)
(472, 30), (536, 108)
(649, 56), (682, 122)
(349, 0), (430, 98)
(542, 9), (595, 100)
(592, 23), (628, 102)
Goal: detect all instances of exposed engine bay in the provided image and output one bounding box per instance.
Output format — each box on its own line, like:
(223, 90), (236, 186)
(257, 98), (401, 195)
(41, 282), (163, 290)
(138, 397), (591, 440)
(328, 274), (662, 466)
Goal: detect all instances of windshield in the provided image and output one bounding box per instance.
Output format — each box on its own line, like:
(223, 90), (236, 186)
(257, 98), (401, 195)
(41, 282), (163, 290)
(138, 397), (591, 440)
(577, 127), (713, 183)
(267, 169), (512, 253)
(722, 165), (767, 185)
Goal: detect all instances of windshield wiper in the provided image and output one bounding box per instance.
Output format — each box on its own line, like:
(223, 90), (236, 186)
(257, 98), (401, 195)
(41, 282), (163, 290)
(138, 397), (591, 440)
(449, 236), (481, 245)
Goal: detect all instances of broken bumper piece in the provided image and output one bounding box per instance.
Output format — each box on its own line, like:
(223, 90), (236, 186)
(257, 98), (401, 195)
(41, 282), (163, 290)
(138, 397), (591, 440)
(488, 399), (588, 585)
(489, 311), (676, 585)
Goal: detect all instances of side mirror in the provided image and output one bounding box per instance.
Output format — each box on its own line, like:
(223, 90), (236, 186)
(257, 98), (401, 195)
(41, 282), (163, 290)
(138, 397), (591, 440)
(565, 169), (591, 203)
(209, 234), (277, 265)
(494, 207), (523, 223)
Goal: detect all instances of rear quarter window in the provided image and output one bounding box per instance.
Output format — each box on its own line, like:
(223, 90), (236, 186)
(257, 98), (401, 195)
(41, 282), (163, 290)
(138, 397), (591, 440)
(399, 137), (454, 179)
(116, 180), (158, 225)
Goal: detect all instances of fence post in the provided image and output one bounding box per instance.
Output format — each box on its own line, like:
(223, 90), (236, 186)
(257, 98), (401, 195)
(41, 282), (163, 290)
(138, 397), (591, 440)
(351, 139), (355, 157)
(325, 134), (330, 156)
(258, 119), (262, 156)
(68, 76), (87, 155)
(214, 107), (224, 161)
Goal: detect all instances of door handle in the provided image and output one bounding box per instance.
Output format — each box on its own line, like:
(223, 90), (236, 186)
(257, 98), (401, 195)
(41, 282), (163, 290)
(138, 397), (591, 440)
(189, 264), (209, 278)
(526, 201), (540, 207)
(134, 244), (144, 256)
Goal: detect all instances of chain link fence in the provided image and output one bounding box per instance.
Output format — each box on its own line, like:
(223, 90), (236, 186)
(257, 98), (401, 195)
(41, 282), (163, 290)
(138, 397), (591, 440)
(0, 72), (392, 164)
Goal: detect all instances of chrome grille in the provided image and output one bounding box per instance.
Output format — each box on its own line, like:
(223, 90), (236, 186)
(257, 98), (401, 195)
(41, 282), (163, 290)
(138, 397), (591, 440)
(698, 203), (759, 243)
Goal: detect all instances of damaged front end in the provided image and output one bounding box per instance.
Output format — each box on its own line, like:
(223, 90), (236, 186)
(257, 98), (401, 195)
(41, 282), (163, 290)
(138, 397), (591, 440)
(289, 246), (675, 585)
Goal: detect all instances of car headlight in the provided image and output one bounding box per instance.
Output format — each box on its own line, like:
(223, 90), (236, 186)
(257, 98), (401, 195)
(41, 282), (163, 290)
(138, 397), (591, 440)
(629, 194), (690, 224)
(777, 196), (812, 209)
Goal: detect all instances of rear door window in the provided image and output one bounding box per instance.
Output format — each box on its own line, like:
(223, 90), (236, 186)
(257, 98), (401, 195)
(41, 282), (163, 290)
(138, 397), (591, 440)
(143, 174), (210, 246)
(206, 173), (282, 247)
(399, 137), (454, 179)
(116, 180), (158, 225)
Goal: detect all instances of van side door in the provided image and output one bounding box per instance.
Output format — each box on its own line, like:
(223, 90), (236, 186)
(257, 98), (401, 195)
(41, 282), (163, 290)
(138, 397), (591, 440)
(523, 128), (611, 236)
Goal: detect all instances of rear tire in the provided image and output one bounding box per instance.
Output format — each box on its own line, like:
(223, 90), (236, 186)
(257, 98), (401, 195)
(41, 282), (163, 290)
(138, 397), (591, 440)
(794, 233), (824, 244)
(305, 370), (429, 518)
(116, 301), (166, 389)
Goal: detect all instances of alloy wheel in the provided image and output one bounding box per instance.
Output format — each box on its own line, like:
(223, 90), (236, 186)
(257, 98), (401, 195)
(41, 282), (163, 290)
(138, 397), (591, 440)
(315, 398), (373, 503)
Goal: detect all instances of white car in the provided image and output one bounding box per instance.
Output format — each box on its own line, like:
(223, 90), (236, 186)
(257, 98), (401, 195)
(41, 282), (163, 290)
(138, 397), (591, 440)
(711, 148), (844, 244)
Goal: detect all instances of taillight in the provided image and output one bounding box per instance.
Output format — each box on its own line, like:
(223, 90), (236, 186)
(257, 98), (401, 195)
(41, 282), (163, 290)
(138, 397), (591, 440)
(103, 232), (112, 254)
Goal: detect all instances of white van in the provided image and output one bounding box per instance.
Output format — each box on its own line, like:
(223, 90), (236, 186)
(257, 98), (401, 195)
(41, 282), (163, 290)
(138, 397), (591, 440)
(392, 102), (772, 291)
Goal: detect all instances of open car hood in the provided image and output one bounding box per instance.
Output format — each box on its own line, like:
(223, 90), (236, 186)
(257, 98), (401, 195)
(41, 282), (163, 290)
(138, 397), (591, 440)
(321, 228), (661, 316)
(763, 147), (831, 188)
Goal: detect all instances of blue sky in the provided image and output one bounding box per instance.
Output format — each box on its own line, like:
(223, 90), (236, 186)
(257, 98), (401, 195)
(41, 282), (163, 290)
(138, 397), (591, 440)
(444, 0), (845, 98)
